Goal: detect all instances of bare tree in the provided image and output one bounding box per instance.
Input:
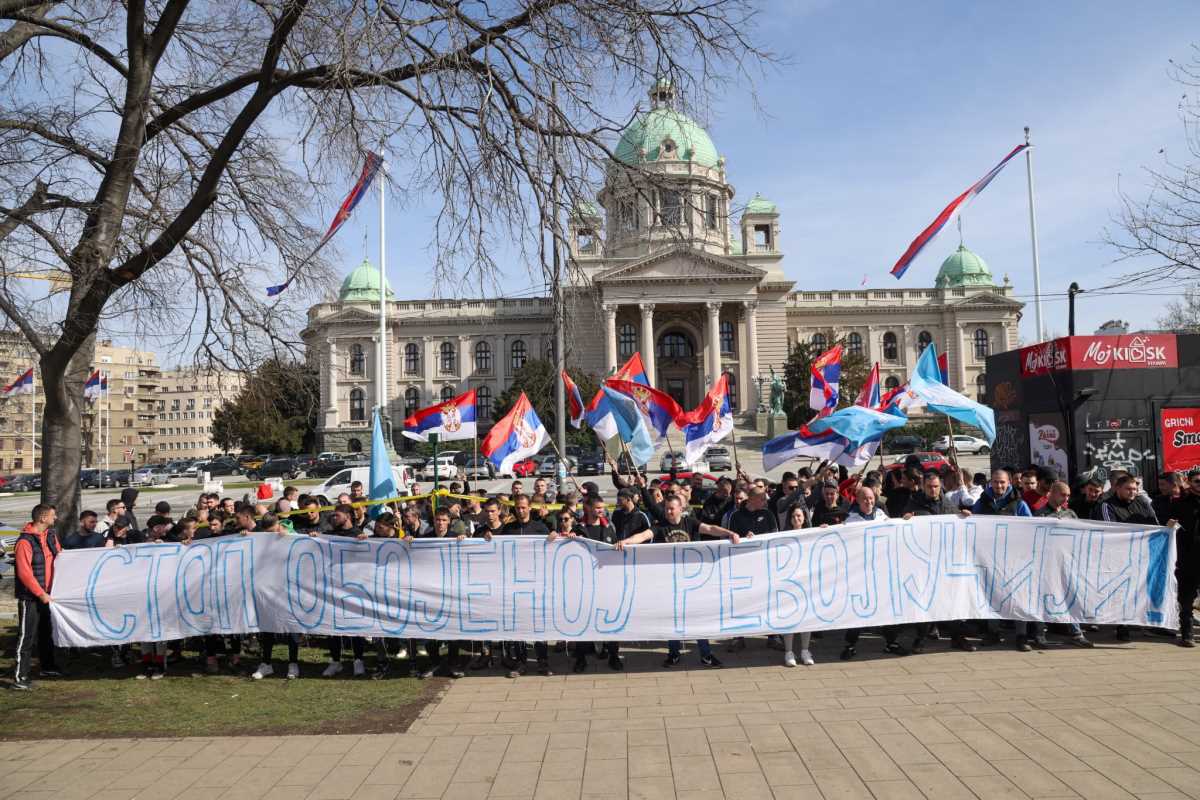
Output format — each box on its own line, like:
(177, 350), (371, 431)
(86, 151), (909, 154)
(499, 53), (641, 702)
(0, 0), (771, 528)
(1108, 45), (1200, 289)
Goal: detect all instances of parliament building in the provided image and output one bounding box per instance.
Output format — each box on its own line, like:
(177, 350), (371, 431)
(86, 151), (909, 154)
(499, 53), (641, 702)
(303, 83), (1023, 454)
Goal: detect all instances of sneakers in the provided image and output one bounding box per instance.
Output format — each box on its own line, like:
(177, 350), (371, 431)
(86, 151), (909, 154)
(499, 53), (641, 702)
(911, 639), (926, 655)
(469, 653), (493, 671)
(536, 659), (553, 676)
(800, 649), (815, 666)
(449, 667), (466, 679)
(699, 654), (722, 669)
(952, 637), (977, 652)
(726, 637), (746, 653)
(1180, 636), (1196, 648)
(840, 645), (856, 661)
(40, 667), (66, 678)
(1030, 638), (1048, 650)
(395, 645), (409, 660)
(1016, 639), (1032, 653)
(150, 667), (165, 681)
(419, 666), (439, 680)
(287, 662), (300, 679)
(251, 663), (274, 680)
(1070, 635), (1094, 648)
(607, 655), (625, 671)
(321, 661), (343, 678)
(10, 681), (31, 691)
(783, 651), (797, 668)
(662, 654), (681, 668)
(352, 659), (366, 677)
(136, 664), (156, 680)
(884, 642), (909, 656)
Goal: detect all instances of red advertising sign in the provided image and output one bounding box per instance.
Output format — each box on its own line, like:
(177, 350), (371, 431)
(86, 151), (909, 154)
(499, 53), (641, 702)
(1162, 408), (1200, 473)
(1020, 334), (1178, 376)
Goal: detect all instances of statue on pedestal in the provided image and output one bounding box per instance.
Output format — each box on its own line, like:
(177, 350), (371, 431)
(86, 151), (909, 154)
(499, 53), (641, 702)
(769, 366), (786, 416)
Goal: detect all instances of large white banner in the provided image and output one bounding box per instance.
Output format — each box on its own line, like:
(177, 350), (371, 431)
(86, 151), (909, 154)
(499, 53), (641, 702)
(49, 517), (1177, 647)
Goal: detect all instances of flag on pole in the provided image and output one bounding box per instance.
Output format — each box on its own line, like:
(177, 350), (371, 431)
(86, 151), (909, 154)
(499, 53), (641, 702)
(612, 353), (650, 386)
(809, 345), (843, 413)
(762, 423), (851, 473)
(267, 151), (384, 296)
(598, 386), (655, 466)
(84, 370), (102, 402)
(402, 389), (476, 442)
(891, 143), (1029, 280)
(100, 374), (108, 394)
(367, 409), (397, 520)
(561, 371), (585, 429)
(854, 363), (881, 408)
(481, 392), (549, 475)
(805, 405), (908, 447)
(678, 373), (734, 467)
(1, 368), (33, 397)
(604, 378), (682, 438)
(936, 351), (950, 385)
(907, 343), (996, 442)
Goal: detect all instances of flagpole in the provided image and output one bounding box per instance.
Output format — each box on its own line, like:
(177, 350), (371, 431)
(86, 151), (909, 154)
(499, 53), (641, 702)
(30, 364), (37, 467)
(1024, 126), (1044, 342)
(377, 152), (389, 437)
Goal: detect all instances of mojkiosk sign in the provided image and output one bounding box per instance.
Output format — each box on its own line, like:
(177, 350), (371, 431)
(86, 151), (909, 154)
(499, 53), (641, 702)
(1021, 334), (1178, 376)
(1162, 408), (1200, 473)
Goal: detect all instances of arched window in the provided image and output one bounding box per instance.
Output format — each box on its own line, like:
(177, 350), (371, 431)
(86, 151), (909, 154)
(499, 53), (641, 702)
(811, 333), (827, 351)
(727, 372), (739, 411)
(510, 339), (527, 370)
(884, 376), (900, 390)
(404, 343), (419, 375)
(404, 387), (420, 417)
(657, 332), (693, 359)
(976, 373), (987, 402)
(846, 332), (863, 356)
(917, 330), (933, 353)
(474, 341), (491, 372)
(882, 331), (898, 362)
(349, 388), (366, 421)
(974, 329), (990, 359)
(477, 385), (492, 420)
(347, 437), (363, 453)
(719, 321), (735, 355)
(349, 344), (365, 376)
(618, 324), (637, 358)
(439, 341), (456, 373)
(440, 385), (455, 402)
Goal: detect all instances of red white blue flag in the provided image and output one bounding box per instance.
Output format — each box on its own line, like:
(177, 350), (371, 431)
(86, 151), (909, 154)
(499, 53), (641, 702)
(611, 352), (650, 386)
(402, 388), (477, 443)
(84, 370), (101, 402)
(890, 143), (1029, 280)
(268, 151), (384, 296)
(481, 392), (549, 474)
(1, 367), (33, 397)
(678, 373), (733, 466)
(561, 371), (585, 429)
(605, 378), (683, 438)
(809, 345), (842, 413)
(854, 363), (880, 409)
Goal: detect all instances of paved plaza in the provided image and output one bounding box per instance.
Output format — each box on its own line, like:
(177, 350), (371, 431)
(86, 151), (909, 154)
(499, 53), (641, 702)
(2, 637), (1199, 799)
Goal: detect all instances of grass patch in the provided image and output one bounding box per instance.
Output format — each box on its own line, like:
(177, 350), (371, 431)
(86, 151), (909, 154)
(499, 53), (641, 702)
(0, 627), (440, 739)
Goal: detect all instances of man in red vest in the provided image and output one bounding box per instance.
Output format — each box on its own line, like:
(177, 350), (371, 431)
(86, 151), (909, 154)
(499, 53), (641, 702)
(12, 504), (63, 690)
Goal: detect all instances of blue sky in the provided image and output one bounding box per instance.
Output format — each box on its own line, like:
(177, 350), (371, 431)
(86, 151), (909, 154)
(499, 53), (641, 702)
(328, 0), (1199, 346)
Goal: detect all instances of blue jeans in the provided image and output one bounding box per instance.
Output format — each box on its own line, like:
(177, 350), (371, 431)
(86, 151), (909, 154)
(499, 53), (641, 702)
(668, 639), (712, 658)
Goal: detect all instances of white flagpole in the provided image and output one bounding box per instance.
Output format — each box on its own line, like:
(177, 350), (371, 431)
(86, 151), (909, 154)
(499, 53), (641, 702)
(377, 153), (389, 439)
(1024, 126), (1045, 342)
(30, 364), (36, 467)
(104, 373), (110, 477)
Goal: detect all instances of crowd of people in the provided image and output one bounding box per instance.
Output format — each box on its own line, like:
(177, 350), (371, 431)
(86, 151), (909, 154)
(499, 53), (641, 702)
(8, 454), (1198, 691)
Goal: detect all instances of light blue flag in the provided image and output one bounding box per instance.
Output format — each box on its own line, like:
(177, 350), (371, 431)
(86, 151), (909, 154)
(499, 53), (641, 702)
(368, 409), (396, 519)
(805, 405), (908, 447)
(908, 343), (996, 442)
(602, 386), (655, 466)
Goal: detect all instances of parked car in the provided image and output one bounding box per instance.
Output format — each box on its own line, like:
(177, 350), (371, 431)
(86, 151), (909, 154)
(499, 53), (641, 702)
(200, 458), (242, 477)
(886, 434), (926, 454)
(182, 460), (206, 477)
(886, 452), (952, 473)
(315, 465), (417, 505)
(246, 457), (301, 482)
(419, 456), (459, 481)
(659, 452), (708, 474)
(132, 466), (169, 486)
(536, 455), (575, 477)
(704, 447), (733, 472)
(461, 456), (495, 480)
(614, 453), (638, 475)
(576, 451), (606, 476)
(105, 469), (131, 486)
(931, 435), (990, 455)
(500, 458), (538, 478)
(164, 460), (193, 477)
(316, 451), (341, 462)
(2, 474), (38, 492)
(238, 454), (269, 471)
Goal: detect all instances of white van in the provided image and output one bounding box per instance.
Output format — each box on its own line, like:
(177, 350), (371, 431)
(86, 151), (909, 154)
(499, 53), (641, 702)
(315, 464), (416, 505)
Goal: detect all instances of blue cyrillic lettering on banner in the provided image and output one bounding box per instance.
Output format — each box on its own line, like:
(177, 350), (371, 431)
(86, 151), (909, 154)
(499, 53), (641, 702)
(374, 540), (413, 635)
(330, 540), (374, 631)
(459, 541), (499, 635)
(809, 532), (848, 624)
(764, 537), (808, 631)
(175, 542), (214, 634)
(551, 539), (596, 637)
(501, 539), (546, 634)
(719, 541), (761, 632)
(286, 536), (328, 629)
(136, 544), (180, 640)
(85, 549), (137, 640)
(594, 547), (637, 634)
(673, 544), (715, 635)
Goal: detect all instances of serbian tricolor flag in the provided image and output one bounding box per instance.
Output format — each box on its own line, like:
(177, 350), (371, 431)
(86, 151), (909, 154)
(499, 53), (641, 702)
(808, 345), (842, 413)
(891, 143), (1029, 280)
(612, 353), (650, 386)
(762, 421), (849, 472)
(267, 151), (384, 296)
(937, 351), (950, 385)
(481, 392), (549, 474)
(561, 371), (584, 429)
(100, 374), (108, 394)
(84, 370), (101, 402)
(678, 373), (734, 466)
(605, 378), (682, 438)
(402, 388), (477, 442)
(854, 363), (881, 408)
(1, 367), (33, 397)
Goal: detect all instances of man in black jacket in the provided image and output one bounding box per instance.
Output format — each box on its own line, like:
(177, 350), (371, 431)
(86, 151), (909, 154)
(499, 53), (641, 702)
(500, 495), (552, 676)
(1170, 470), (1200, 647)
(902, 472), (968, 518)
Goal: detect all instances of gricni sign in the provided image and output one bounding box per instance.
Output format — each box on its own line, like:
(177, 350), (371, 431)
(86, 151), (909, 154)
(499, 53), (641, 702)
(1162, 407), (1200, 473)
(1020, 334), (1178, 377)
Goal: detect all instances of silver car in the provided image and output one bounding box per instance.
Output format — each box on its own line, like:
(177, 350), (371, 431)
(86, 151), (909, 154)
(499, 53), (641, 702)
(705, 447), (733, 472)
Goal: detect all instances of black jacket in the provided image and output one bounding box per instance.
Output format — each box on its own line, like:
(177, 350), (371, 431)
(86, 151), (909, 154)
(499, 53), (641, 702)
(1098, 494), (1159, 525)
(1170, 492), (1200, 575)
(809, 498), (850, 527)
(903, 491), (960, 517)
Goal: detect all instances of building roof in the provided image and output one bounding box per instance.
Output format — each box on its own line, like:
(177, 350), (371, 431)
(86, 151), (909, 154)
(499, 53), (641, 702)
(935, 244), (994, 289)
(338, 259), (394, 302)
(614, 82), (720, 168)
(744, 194), (777, 214)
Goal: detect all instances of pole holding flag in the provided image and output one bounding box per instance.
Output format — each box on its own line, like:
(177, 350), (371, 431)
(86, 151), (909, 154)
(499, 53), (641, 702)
(1024, 126), (1044, 342)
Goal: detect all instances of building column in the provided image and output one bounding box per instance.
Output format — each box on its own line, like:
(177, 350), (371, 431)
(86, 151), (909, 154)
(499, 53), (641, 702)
(743, 300), (759, 407)
(324, 339), (339, 428)
(494, 333), (506, 388)
(706, 301), (722, 386)
(955, 323), (968, 392)
(458, 335), (472, 391)
(639, 303), (656, 385)
(421, 336), (434, 404)
(603, 304), (618, 374)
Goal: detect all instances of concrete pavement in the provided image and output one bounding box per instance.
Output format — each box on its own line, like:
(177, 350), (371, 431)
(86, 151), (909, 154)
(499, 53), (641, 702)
(2, 637), (1199, 799)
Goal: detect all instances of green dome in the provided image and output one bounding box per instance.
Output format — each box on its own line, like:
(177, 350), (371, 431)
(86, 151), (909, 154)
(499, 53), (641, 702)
(614, 83), (720, 167)
(745, 193), (777, 214)
(338, 259), (394, 302)
(935, 245), (995, 289)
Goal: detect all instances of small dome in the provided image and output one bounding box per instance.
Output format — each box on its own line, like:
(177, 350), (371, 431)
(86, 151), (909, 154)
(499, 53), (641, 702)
(935, 245), (994, 289)
(614, 82), (720, 168)
(338, 259), (394, 302)
(744, 193), (777, 215)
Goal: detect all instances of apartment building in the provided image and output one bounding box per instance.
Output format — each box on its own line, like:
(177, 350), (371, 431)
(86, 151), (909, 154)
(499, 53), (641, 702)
(154, 367), (245, 462)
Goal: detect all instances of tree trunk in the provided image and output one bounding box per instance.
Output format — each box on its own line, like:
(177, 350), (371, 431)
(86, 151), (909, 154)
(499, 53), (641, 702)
(40, 334), (94, 537)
